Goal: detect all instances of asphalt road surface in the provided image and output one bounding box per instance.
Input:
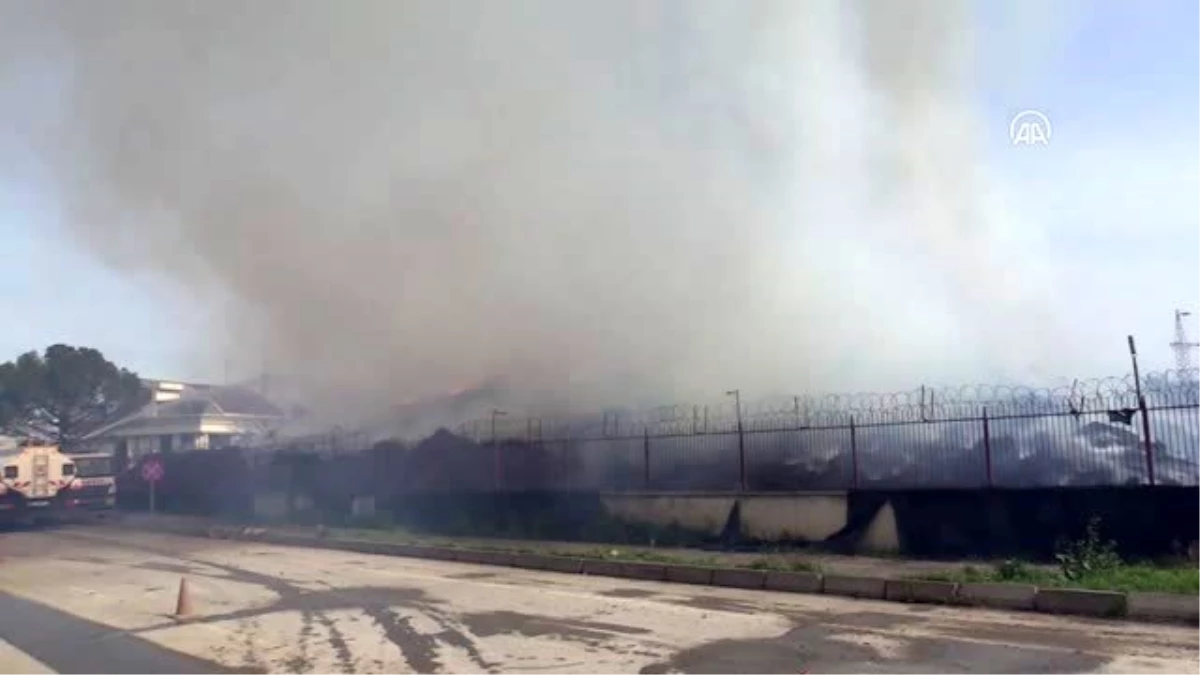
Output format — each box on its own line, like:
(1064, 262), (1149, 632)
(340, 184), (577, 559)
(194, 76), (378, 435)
(0, 526), (1195, 674)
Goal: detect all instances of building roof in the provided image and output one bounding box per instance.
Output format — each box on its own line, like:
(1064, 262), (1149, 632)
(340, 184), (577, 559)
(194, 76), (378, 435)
(152, 386), (284, 418)
(83, 383), (285, 440)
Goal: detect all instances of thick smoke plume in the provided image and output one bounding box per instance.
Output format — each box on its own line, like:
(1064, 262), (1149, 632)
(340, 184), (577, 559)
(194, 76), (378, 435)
(0, 1), (1074, 426)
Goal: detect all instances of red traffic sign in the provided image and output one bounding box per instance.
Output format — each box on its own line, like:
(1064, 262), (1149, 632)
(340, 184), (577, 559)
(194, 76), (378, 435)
(141, 457), (165, 483)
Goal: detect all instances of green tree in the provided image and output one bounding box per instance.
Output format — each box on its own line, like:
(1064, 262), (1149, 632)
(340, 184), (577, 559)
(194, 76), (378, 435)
(0, 344), (147, 447)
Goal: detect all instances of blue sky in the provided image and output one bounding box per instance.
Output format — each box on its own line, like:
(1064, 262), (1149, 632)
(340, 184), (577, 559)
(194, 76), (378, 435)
(986, 1), (1199, 375)
(1, 2), (1197, 384)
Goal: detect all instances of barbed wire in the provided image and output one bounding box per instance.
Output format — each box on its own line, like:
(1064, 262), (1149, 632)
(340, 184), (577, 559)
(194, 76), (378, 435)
(459, 368), (1200, 441)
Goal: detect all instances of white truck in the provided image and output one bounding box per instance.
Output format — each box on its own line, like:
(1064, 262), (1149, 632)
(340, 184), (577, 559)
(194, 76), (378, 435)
(0, 443), (116, 524)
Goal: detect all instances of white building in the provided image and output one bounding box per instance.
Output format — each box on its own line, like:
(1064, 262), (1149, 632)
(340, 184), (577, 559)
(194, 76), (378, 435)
(81, 379), (285, 463)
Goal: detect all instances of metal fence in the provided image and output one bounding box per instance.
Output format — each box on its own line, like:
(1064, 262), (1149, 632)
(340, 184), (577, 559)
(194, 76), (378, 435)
(452, 369), (1200, 491)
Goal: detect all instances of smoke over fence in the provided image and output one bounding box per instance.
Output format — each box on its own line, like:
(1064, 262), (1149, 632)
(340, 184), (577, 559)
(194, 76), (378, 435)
(232, 368), (1199, 495)
(450, 368), (1200, 491)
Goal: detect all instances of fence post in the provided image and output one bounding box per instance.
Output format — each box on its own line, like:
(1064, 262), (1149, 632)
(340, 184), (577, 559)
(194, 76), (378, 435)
(643, 426), (651, 491)
(982, 406), (993, 488)
(849, 415), (858, 489)
(492, 439), (501, 492)
(1128, 336), (1156, 486)
(736, 420), (747, 493)
(1139, 395), (1155, 486)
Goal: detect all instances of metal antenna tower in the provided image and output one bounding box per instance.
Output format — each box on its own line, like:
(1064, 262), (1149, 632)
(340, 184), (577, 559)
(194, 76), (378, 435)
(1169, 309), (1199, 371)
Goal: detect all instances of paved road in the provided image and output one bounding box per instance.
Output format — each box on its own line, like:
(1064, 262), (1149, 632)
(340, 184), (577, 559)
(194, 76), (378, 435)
(0, 526), (1195, 674)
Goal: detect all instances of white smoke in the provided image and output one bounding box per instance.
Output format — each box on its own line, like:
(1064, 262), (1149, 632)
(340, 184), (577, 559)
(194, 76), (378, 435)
(0, 1), (1082, 426)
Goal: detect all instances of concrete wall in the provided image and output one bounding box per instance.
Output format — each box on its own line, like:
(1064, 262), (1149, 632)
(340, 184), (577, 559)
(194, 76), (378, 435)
(739, 493), (848, 542)
(253, 491), (315, 521)
(851, 487), (1200, 559)
(254, 492), (289, 519)
(599, 492), (901, 553)
(858, 500), (900, 553)
(601, 494), (735, 536)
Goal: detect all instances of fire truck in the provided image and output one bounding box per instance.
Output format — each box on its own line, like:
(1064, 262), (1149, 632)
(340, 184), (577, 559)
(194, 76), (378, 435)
(0, 443), (116, 524)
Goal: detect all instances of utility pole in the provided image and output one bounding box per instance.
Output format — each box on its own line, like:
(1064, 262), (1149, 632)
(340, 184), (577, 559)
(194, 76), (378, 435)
(1170, 309), (1199, 371)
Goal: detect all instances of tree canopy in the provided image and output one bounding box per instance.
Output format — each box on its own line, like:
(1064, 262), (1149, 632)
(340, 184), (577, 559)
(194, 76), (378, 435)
(0, 344), (147, 447)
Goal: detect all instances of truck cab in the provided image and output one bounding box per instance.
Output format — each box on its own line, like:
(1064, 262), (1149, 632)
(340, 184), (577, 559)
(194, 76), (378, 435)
(63, 451), (118, 513)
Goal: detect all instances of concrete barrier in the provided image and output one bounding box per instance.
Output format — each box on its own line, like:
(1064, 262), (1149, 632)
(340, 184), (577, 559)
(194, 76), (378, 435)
(711, 568), (766, 590)
(324, 539), (383, 555)
(884, 579), (958, 604)
(415, 546), (459, 561)
(957, 582), (1037, 611)
(512, 553), (547, 570)
(206, 526), (239, 540)
(823, 575), (886, 600)
(581, 559), (624, 577)
(1127, 592), (1199, 624)
(664, 565), (714, 586)
(620, 562), (667, 582)
(1034, 588), (1127, 618)
(454, 549), (516, 567)
(764, 570), (823, 594)
(539, 555), (585, 574)
(262, 532), (321, 548)
(371, 542), (442, 559)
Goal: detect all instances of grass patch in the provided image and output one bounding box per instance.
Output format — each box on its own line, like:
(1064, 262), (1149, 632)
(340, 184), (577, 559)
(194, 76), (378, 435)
(545, 546), (721, 567)
(319, 525), (829, 573)
(742, 558), (824, 573)
(916, 519), (1199, 596)
(918, 561), (1197, 595)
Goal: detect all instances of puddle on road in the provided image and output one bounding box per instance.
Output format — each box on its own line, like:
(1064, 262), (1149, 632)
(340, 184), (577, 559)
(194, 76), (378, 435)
(669, 594), (763, 615)
(461, 609), (651, 647)
(637, 622), (1108, 674)
(445, 571), (499, 581)
(139, 560), (213, 575)
(598, 588), (659, 599)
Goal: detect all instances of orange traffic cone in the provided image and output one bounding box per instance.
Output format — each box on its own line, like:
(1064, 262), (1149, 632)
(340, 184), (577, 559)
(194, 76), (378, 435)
(174, 577), (193, 618)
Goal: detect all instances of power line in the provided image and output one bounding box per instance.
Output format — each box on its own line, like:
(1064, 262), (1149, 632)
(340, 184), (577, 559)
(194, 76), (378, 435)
(1169, 309), (1199, 371)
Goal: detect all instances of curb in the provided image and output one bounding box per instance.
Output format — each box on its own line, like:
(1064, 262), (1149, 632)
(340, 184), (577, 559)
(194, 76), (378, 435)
(957, 582), (1037, 611)
(1034, 587), (1127, 618)
(113, 519), (1197, 625)
(884, 579), (958, 604)
(823, 574), (886, 600)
